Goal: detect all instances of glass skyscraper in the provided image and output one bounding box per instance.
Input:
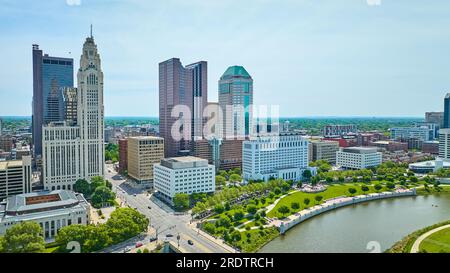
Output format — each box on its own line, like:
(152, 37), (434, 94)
(218, 66), (253, 138)
(32, 44), (73, 157)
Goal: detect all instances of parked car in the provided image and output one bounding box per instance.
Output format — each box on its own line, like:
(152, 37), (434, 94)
(150, 237), (157, 242)
(188, 240), (194, 245)
(135, 242), (143, 248)
(166, 234), (174, 238)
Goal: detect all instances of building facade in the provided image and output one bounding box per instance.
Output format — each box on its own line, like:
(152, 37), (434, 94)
(127, 136), (164, 188)
(32, 44), (74, 157)
(323, 125), (357, 137)
(444, 94), (450, 129)
(153, 156), (215, 204)
(0, 190), (90, 240)
(218, 66), (253, 138)
(439, 129), (450, 160)
(390, 126), (431, 142)
(159, 58), (208, 158)
(42, 34), (104, 191)
(118, 138), (128, 174)
(0, 156), (32, 201)
(336, 147), (382, 170)
(311, 141), (339, 164)
(242, 132), (311, 182)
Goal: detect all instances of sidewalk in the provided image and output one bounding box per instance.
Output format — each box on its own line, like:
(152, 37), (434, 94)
(411, 224), (450, 253)
(188, 222), (238, 253)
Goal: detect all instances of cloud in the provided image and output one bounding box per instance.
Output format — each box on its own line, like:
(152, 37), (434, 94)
(366, 0), (381, 6)
(66, 0), (81, 6)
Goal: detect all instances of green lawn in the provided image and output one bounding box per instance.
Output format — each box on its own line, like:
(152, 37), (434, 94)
(267, 183), (387, 218)
(419, 227), (450, 253)
(232, 227), (279, 253)
(416, 185), (450, 195)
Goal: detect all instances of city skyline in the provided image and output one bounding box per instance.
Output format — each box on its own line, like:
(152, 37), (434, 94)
(1, 0), (450, 118)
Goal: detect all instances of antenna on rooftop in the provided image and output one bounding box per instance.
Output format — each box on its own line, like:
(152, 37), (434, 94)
(90, 24), (93, 38)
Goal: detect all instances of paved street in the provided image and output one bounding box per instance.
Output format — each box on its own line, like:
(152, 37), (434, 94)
(104, 164), (234, 253)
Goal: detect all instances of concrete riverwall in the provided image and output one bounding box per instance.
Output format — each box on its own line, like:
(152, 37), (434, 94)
(278, 189), (416, 234)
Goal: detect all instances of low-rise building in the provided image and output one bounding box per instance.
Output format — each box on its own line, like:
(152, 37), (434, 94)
(127, 136), (164, 188)
(153, 156), (215, 204)
(0, 190), (90, 241)
(0, 156), (32, 201)
(370, 141), (408, 152)
(390, 126), (432, 142)
(336, 147), (382, 170)
(422, 141), (439, 155)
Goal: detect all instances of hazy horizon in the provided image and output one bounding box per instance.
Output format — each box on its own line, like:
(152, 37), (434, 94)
(1, 0), (449, 117)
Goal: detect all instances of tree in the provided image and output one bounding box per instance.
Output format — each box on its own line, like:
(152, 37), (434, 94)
(91, 186), (116, 208)
(291, 202), (300, 210)
(74, 179), (91, 197)
(386, 182), (395, 190)
(0, 222), (45, 253)
(281, 182), (291, 192)
(229, 174), (242, 184)
(231, 231), (242, 242)
(173, 193), (190, 211)
(246, 204), (257, 215)
(361, 185), (370, 194)
(303, 198), (310, 207)
(277, 205), (290, 217)
(314, 195), (323, 204)
(214, 204), (225, 214)
(91, 176), (107, 190)
(274, 187), (282, 195)
(215, 175), (226, 188)
(302, 169), (312, 182)
(233, 210), (245, 222)
(106, 208), (149, 244)
(374, 184), (383, 192)
(348, 187), (357, 196)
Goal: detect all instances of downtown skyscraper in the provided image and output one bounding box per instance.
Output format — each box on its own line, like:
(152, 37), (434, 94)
(42, 33), (104, 191)
(159, 58), (207, 157)
(32, 45), (74, 158)
(218, 66), (253, 138)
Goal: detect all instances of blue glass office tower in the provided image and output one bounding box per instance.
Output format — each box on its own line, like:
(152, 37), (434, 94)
(444, 93), (450, 129)
(218, 66), (253, 138)
(32, 44), (73, 157)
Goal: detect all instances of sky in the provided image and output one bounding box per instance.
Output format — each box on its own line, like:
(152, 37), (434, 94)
(0, 0), (449, 117)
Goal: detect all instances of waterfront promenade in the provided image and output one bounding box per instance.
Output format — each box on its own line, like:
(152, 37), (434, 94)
(269, 188), (416, 234)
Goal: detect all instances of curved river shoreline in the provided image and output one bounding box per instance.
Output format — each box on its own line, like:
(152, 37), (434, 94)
(259, 194), (450, 253)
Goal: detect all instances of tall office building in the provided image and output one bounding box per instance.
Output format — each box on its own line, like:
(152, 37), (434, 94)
(444, 94), (450, 129)
(0, 156), (32, 201)
(62, 87), (78, 125)
(127, 136), (164, 188)
(439, 129), (450, 160)
(32, 44), (74, 157)
(159, 58), (207, 157)
(425, 112), (444, 128)
(42, 32), (104, 190)
(242, 132), (310, 182)
(0, 118), (2, 136)
(219, 66), (253, 138)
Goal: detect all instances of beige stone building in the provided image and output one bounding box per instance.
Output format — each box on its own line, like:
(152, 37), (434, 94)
(127, 136), (164, 188)
(311, 141), (340, 164)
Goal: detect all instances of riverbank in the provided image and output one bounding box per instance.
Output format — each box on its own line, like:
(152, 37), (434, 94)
(387, 219), (450, 253)
(270, 189), (416, 234)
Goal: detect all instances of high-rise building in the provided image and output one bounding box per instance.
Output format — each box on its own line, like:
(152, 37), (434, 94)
(0, 118), (3, 136)
(62, 87), (78, 125)
(425, 112), (444, 128)
(444, 94), (450, 129)
(219, 66), (253, 139)
(32, 44), (74, 157)
(192, 137), (243, 171)
(0, 156), (32, 201)
(439, 129), (450, 160)
(242, 132), (311, 182)
(159, 58), (208, 157)
(127, 136), (164, 188)
(118, 138), (128, 174)
(42, 33), (104, 191)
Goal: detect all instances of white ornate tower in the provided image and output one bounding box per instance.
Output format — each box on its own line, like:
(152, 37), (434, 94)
(77, 29), (105, 179)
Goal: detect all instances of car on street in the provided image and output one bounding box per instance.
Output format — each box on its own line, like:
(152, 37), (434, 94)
(166, 234), (174, 238)
(124, 246), (132, 253)
(135, 242), (143, 248)
(147, 206), (152, 209)
(150, 237), (157, 242)
(188, 240), (194, 245)
(133, 194), (137, 197)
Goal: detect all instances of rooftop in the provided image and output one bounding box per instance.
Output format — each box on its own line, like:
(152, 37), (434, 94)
(0, 160), (23, 171)
(220, 66), (252, 80)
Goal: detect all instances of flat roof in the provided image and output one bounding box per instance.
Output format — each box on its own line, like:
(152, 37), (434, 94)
(165, 156), (205, 163)
(0, 160), (23, 171)
(4, 190), (80, 213)
(128, 136), (163, 141)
